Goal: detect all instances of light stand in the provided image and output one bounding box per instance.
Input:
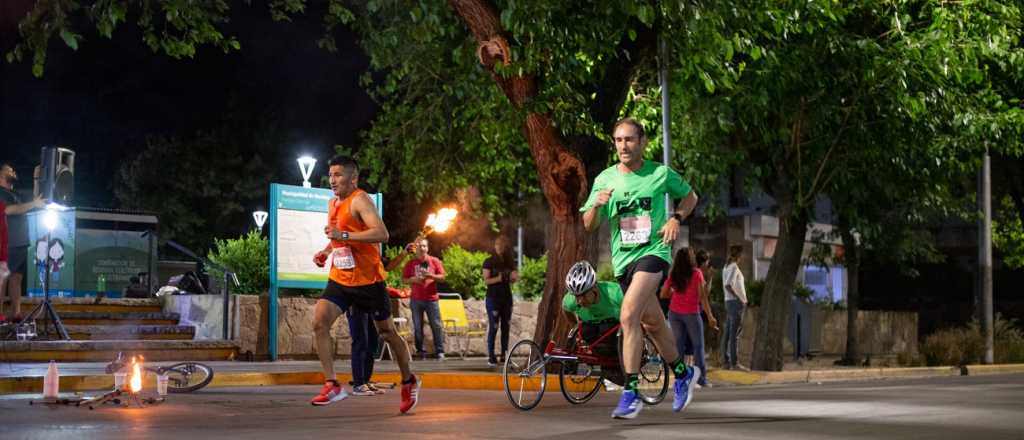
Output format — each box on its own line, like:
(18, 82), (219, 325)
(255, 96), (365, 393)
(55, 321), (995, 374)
(19, 205), (69, 340)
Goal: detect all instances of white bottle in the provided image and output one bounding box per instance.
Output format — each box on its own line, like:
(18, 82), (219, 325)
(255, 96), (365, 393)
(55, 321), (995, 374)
(43, 360), (59, 399)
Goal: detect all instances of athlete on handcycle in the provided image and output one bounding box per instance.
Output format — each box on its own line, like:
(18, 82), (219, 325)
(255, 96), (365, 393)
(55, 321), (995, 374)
(562, 261), (622, 364)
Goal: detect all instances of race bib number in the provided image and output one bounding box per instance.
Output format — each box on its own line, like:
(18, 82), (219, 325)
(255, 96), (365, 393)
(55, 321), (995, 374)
(332, 247), (356, 270)
(619, 215), (652, 247)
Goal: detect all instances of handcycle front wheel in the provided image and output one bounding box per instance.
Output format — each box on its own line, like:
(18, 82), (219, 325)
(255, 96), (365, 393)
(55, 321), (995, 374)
(618, 332), (671, 405)
(559, 326), (602, 405)
(503, 339), (547, 410)
(160, 362), (215, 393)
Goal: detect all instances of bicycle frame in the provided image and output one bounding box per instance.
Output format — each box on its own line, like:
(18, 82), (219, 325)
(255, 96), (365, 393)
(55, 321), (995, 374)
(545, 322), (621, 368)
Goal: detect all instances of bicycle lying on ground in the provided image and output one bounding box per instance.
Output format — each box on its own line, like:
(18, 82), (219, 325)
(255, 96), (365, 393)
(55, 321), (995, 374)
(502, 322), (669, 410)
(105, 352), (215, 393)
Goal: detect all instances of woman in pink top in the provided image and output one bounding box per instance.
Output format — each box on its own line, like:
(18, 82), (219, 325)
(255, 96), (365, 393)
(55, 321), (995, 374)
(660, 247), (718, 387)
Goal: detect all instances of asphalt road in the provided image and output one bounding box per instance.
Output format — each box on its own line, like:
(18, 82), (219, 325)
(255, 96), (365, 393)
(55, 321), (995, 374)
(1, 374), (1022, 439)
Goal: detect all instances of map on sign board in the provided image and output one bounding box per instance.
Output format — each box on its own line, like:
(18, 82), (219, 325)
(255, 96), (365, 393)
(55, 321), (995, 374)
(269, 184), (382, 288)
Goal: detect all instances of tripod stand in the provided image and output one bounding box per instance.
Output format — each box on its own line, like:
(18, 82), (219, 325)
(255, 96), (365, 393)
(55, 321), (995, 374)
(18, 231), (69, 340)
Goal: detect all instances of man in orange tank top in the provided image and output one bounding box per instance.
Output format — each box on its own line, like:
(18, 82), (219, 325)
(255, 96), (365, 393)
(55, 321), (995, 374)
(309, 156), (420, 414)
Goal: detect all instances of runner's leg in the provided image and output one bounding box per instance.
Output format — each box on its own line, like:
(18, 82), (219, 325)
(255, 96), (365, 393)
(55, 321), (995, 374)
(620, 271), (663, 373)
(313, 299), (345, 382)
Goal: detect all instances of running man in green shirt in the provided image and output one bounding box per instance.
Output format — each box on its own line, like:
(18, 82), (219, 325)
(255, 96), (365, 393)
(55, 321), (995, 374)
(581, 117), (699, 419)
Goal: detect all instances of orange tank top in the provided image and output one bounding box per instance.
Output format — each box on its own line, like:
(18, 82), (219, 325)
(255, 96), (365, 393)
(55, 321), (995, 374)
(327, 189), (386, 287)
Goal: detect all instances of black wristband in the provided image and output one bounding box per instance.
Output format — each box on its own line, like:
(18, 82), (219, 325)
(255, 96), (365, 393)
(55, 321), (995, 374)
(672, 213), (684, 224)
(341, 231), (350, 240)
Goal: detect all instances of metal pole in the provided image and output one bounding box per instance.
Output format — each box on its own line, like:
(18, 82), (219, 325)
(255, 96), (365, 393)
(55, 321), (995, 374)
(517, 191), (524, 273)
(223, 272), (230, 340)
(981, 149), (994, 364)
(659, 31), (672, 220)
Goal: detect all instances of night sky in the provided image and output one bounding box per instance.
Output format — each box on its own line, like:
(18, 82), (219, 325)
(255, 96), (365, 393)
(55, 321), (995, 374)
(1, 1), (377, 208)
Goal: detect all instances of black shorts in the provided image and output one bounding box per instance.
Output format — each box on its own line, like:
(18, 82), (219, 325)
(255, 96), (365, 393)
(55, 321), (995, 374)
(320, 280), (391, 322)
(616, 255), (670, 296)
(7, 244), (27, 274)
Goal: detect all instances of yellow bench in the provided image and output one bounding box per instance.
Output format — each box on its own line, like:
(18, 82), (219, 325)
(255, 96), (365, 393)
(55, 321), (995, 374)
(438, 293), (487, 359)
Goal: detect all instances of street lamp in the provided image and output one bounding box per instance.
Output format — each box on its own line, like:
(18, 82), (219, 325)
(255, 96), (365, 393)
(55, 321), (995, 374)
(297, 156), (317, 188)
(19, 202), (70, 340)
(253, 210), (268, 232)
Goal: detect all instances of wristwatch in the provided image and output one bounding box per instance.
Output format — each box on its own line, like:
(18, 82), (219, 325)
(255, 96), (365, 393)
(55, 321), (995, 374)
(671, 213), (685, 224)
(340, 231), (350, 240)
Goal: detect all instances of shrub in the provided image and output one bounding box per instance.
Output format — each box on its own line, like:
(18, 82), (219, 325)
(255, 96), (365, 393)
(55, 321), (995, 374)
(207, 230), (269, 295)
(919, 316), (1024, 366)
(439, 244), (489, 299)
(515, 254), (547, 301)
(383, 245), (409, 289)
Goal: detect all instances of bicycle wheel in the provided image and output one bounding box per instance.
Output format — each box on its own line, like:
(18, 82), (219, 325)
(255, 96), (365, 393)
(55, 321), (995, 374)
(636, 335), (670, 404)
(503, 339), (547, 410)
(559, 326), (601, 405)
(161, 362), (214, 393)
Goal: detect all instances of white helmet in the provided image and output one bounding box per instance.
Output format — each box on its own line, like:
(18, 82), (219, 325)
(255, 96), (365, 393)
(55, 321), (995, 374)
(565, 261), (597, 295)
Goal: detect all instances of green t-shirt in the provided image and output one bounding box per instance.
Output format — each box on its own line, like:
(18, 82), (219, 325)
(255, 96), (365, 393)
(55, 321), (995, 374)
(562, 281), (624, 323)
(580, 160), (693, 276)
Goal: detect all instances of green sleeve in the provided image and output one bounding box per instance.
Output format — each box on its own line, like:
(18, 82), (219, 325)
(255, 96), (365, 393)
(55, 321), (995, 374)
(579, 173), (608, 214)
(562, 292), (578, 313)
(665, 166), (692, 199)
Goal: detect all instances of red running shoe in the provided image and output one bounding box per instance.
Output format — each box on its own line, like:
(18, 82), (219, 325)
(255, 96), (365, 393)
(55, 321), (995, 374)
(311, 382), (348, 406)
(399, 375), (421, 414)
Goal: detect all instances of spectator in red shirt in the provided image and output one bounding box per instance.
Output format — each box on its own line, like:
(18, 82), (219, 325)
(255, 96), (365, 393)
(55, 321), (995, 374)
(402, 238), (446, 360)
(660, 247), (718, 388)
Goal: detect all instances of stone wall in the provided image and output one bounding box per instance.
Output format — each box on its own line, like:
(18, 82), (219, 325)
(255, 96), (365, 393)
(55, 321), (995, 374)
(731, 307), (918, 366)
(169, 295), (914, 361)
(174, 294), (539, 359)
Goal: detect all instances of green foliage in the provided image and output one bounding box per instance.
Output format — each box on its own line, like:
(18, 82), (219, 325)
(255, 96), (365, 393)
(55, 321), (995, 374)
(596, 262), (616, 283)
(114, 132), (272, 254)
(994, 196), (1024, 269)
(207, 230), (269, 295)
(920, 316), (1024, 366)
(745, 280), (764, 307)
(515, 254), (546, 301)
(439, 244), (489, 299)
(383, 245), (409, 290)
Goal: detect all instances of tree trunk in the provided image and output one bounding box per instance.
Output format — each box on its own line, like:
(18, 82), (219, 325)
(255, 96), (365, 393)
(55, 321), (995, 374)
(751, 212), (808, 371)
(840, 225), (860, 365)
(448, 0), (589, 344)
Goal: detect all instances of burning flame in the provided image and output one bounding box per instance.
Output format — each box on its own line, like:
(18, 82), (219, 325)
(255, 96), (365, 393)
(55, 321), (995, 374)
(423, 208), (458, 235)
(129, 356), (143, 393)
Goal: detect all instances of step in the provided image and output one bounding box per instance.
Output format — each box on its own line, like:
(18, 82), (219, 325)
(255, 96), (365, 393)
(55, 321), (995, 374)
(0, 339), (239, 362)
(49, 311), (180, 326)
(21, 297), (163, 313)
(64, 325), (196, 341)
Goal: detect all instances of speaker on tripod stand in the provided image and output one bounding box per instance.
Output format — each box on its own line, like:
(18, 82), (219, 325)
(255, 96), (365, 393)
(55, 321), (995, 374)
(16, 147), (76, 340)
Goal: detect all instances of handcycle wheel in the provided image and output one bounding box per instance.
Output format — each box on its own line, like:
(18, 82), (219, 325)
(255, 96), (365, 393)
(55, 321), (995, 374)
(161, 362), (214, 393)
(559, 326), (602, 405)
(636, 334), (670, 404)
(617, 332), (671, 405)
(503, 339), (547, 410)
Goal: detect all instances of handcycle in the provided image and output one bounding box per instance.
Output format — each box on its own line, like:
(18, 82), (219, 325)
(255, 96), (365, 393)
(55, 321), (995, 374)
(502, 321), (669, 410)
(105, 352), (215, 393)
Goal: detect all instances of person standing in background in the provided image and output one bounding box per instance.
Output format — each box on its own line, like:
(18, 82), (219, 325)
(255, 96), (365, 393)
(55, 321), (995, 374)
(482, 235), (518, 367)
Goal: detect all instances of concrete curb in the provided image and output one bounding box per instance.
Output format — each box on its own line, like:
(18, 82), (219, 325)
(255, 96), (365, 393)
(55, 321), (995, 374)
(3, 364), (1019, 394)
(0, 371), (552, 394)
(707, 366), (961, 385)
(964, 364), (1024, 376)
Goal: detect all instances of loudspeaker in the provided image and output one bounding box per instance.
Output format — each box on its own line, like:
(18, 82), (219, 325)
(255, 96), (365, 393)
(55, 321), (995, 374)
(40, 147), (75, 204)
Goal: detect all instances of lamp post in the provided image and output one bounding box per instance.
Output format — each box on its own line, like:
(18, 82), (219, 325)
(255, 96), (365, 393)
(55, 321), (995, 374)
(297, 156), (317, 188)
(253, 210), (268, 233)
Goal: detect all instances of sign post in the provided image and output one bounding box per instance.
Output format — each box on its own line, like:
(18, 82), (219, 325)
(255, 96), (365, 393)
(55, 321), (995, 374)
(268, 183), (381, 360)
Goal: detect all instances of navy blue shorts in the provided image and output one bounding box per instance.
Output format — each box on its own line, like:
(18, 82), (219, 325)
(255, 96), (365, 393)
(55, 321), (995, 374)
(320, 280), (391, 322)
